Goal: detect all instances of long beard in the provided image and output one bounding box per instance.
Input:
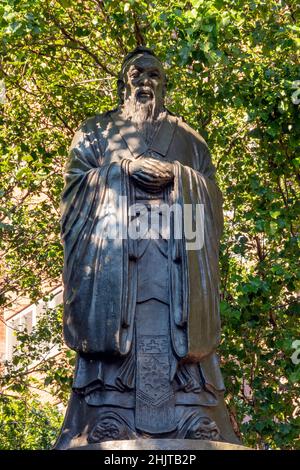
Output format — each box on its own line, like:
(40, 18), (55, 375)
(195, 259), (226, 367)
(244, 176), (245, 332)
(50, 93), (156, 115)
(122, 96), (165, 145)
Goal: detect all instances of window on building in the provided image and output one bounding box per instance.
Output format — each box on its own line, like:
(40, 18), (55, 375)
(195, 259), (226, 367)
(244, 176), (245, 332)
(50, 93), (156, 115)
(5, 286), (63, 362)
(6, 307), (34, 361)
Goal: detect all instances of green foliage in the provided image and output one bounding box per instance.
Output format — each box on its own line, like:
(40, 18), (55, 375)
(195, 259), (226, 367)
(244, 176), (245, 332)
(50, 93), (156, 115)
(0, 0), (299, 449)
(2, 303), (74, 402)
(0, 301), (73, 448)
(0, 394), (63, 450)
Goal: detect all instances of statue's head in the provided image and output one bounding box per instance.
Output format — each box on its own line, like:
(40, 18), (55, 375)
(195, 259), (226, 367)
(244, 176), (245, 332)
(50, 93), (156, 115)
(117, 46), (166, 117)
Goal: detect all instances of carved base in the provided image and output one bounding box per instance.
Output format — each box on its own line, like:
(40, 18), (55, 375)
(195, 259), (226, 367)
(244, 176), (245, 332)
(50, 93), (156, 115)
(70, 439), (250, 450)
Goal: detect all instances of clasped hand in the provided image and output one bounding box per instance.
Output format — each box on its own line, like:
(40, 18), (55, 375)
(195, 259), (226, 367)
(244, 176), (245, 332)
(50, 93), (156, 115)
(128, 157), (174, 192)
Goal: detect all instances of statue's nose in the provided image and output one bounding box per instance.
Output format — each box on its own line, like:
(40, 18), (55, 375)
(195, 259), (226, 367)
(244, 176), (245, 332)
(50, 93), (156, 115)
(138, 74), (151, 86)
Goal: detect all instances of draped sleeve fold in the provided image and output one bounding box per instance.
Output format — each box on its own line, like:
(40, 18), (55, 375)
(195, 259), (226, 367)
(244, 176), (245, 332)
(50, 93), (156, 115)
(170, 134), (223, 360)
(60, 117), (133, 356)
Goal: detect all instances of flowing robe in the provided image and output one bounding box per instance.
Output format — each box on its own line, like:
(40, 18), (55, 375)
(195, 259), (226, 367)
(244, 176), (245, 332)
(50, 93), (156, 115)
(60, 110), (224, 390)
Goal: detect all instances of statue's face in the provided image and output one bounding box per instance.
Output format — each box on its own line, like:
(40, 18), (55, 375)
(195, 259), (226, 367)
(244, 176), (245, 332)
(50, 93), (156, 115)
(123, 54), (165, 107)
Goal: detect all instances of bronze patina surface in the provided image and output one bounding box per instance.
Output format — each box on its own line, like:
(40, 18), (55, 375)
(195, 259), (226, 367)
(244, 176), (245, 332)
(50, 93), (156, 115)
(55, 47), (240, 450)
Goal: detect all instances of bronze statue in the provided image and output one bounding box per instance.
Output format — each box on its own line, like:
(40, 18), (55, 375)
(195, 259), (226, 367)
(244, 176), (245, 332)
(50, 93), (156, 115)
(55, 47), (239, 449)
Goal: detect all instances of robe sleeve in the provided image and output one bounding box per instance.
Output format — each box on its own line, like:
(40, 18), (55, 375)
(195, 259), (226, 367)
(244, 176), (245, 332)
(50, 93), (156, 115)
(190, 141), (223, 242)
(171, 135), (223, 360)
(60, 118), (132, 355)
(60, 119), (106, 247)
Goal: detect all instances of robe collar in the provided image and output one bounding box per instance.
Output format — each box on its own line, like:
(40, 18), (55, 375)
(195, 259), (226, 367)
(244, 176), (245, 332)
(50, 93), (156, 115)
(109, 109), (178, 159)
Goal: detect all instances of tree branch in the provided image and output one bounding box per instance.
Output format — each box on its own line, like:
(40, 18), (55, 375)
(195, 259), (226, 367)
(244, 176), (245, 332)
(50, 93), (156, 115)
(46, 13), (116, 77)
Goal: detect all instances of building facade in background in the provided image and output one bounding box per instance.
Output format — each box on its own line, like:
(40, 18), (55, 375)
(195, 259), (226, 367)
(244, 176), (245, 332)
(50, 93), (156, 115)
(0, 286), (63, 365)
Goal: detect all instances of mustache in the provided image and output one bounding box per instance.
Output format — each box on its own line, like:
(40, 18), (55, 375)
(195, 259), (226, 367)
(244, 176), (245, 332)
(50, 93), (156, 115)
(135, 86), (154, 100)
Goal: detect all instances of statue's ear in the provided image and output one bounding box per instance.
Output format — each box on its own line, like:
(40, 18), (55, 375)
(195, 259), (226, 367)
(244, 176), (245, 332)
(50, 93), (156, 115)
(162, 74), (168, 99)
(117, 78), (125, 104)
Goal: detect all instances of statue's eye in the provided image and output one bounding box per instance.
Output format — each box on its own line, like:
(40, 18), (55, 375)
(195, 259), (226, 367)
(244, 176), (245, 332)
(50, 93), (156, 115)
(130, 72), (140, 79)
(149, 71), (159, 78)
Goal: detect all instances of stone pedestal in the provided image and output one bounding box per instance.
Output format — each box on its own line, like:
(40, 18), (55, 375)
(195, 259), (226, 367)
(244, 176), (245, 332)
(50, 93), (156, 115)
(70, 439), (250, 450)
